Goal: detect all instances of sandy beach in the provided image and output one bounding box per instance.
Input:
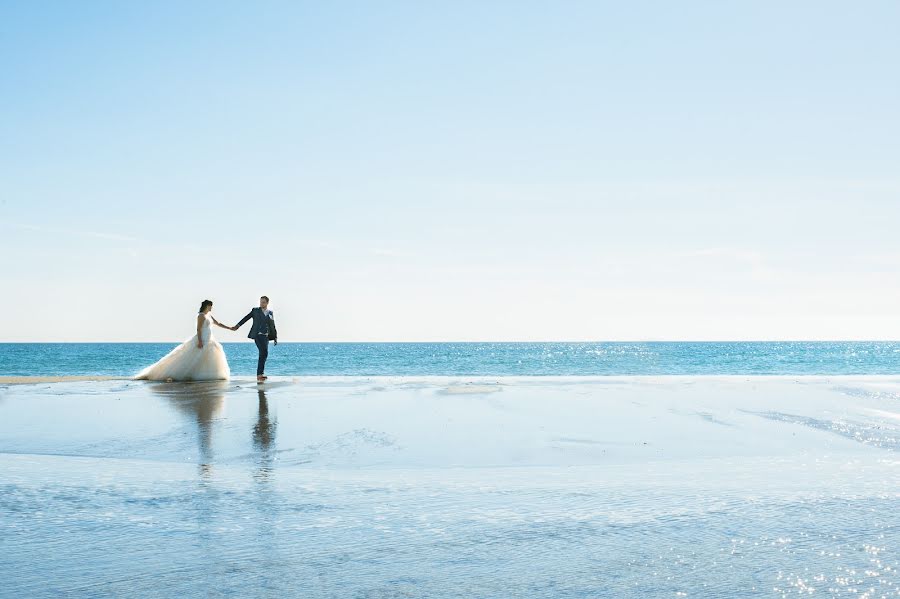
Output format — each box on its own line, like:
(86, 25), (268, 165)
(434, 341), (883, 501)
(2, 376), (899, 597)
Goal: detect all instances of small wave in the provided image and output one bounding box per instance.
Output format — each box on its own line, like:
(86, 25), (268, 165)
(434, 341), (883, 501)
(439, 384), (504, 395)
(0, 375), (124, 385)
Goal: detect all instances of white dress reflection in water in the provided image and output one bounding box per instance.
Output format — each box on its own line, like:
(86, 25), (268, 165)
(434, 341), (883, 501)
(136, 312), (230, 381)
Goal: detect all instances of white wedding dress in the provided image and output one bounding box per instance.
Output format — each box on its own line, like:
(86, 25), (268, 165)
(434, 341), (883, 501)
(135, 313), (230, 381)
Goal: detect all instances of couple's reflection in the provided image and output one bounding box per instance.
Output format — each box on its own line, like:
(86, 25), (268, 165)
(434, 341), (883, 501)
(148, 381), (277, 480)
(252, 387), (277, 482)
(149, 381), (225, 476)
(146, 381), (282, 570)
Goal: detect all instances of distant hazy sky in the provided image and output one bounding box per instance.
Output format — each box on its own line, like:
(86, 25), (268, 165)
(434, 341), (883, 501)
(2, 1), (899, 341)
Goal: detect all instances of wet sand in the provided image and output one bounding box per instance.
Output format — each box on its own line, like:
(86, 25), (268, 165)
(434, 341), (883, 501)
(1, 376), (899, 597)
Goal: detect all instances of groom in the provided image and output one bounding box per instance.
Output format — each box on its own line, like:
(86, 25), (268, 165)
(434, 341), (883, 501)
(232, 296), (278, 382)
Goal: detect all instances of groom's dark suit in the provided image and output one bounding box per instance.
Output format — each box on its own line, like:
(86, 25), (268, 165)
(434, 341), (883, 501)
(236, 308), (277, 376)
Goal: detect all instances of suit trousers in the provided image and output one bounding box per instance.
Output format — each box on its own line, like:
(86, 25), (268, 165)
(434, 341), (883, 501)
(254, 335), (269, 376)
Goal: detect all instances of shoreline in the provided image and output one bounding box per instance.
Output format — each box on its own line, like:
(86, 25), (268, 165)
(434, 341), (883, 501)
(4, 373), (900, 386)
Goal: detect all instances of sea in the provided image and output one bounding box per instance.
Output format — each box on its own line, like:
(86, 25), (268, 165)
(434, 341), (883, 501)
(1, 341), (899, 377)
(4, 345), (900, 597)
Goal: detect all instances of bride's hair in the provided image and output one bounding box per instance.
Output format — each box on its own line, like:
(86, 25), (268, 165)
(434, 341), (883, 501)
(199, 300), (213, 313)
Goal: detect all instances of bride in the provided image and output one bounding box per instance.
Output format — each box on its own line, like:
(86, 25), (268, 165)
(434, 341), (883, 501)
(135, 300), (231, 381)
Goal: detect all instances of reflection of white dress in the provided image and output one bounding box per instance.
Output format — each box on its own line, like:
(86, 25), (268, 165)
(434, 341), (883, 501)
(135, 313), (230, 381)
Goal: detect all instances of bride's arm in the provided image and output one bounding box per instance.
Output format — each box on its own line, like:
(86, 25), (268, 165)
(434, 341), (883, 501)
(196, 314), (204, 348)
(211, 316), (229, 329)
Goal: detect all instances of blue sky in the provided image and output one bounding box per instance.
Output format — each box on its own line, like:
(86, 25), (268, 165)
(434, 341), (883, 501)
(2, 1), (899, 341)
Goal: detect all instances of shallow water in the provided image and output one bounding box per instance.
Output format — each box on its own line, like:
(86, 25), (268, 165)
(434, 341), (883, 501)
(2, 377), (900, 597)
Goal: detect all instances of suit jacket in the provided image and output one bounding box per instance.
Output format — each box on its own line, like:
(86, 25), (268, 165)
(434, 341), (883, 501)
(236, 307), (277, 341)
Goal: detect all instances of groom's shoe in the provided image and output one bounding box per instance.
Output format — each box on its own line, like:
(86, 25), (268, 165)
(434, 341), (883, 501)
(257, 375), (267, 383)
